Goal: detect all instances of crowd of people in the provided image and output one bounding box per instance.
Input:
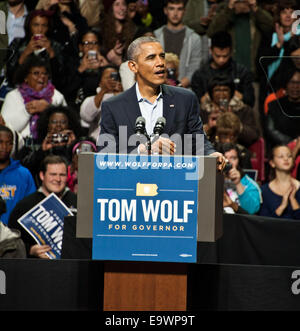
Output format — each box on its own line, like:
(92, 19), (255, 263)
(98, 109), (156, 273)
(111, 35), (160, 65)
(1, 0), (300, 258)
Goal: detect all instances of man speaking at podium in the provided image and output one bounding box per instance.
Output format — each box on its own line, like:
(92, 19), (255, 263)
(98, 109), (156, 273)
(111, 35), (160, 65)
(97, 36), (225, 170)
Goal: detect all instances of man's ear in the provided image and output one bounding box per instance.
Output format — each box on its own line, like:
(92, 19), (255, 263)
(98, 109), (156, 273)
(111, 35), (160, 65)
(128, 60), (138, 74)
(39, 171), (44, 182)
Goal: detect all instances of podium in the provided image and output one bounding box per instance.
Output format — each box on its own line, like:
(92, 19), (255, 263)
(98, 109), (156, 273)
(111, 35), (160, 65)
(76, 154), (223, 310)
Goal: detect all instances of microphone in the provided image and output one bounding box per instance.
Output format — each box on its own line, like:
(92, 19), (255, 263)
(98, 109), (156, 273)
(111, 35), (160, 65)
(135, 116), (146, 135)
(153, 117), (166, 136)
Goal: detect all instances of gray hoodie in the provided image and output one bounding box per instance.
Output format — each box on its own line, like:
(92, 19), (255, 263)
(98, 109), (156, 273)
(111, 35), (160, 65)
(154, 25), (202, 82)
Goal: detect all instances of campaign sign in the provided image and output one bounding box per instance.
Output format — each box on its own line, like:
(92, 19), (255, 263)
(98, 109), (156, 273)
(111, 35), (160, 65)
(17, 193), (73, 259)
(92, 154), (200, 263)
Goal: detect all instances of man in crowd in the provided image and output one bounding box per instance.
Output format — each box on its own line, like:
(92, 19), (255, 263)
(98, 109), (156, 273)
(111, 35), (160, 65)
(98, 35), (226, 169)
(154, 0), (202, 88)
(0, 125), (35, 225)
(191, 30), (255, 107)
(8, 154), (77, 258)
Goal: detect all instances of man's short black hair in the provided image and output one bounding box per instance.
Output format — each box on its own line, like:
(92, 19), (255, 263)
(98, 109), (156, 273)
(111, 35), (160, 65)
(0, 125), (13, 141)
(211, 31), (232, 50)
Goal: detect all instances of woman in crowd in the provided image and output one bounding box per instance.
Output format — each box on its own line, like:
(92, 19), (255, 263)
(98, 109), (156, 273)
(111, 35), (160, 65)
(80, 65), (123, 140)
(100, 0), (137, 66)
(218, 143), (262, 215)
(1, 55), (66, 141)
(259, 144), (300, 219)
(63, 29), (109, 107)
(17, 104), (81, 184)
(6, 9), (65, 90)
(165, 52), (180, 87)
(213, 112), (253, 170)
(35, 0), (89, 54)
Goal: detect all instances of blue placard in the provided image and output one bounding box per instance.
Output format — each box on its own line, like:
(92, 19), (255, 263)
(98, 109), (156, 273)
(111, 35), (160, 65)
(92, 154), (199, 263)
(17, 193), (73, 259)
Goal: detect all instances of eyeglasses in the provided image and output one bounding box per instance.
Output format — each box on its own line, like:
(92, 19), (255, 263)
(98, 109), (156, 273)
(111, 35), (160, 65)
(29, 71), (48, 77)
(49, 120), (68, 125)
(81, 41), (98, 46)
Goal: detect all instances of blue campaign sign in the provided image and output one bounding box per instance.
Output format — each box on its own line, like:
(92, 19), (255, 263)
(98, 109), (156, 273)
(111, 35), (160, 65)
(17, 193), (73, 259)
(92, 154), (199, 263)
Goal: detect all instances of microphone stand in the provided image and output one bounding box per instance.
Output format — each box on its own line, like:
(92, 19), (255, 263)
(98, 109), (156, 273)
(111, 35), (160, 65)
(145, 133), (151, 155)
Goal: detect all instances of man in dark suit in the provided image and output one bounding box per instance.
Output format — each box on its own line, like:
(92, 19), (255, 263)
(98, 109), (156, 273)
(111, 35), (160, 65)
(98, 36), (225, 169)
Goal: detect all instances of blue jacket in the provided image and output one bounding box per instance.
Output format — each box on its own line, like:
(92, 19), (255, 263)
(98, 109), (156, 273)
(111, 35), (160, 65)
(238, 175), (262, 214)
(0, 158), (36, 224)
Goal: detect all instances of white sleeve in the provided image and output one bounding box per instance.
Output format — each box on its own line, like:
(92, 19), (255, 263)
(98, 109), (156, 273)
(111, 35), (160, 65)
(80, 95), (100, 124)
(1, 90), (30, 133)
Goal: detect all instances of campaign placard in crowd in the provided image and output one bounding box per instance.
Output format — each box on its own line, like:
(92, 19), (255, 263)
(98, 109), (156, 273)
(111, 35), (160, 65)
(92, 154), (200, 263)
(17, 193), (73, 259)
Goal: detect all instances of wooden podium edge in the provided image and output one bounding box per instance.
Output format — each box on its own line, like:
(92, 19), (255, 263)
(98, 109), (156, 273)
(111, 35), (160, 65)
(103, 261), (188, 311)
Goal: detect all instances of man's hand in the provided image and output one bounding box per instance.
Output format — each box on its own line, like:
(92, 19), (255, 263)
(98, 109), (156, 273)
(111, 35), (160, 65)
(139, 137), (176, 155)
(151, 137), (176, 155)
(29, 244), (51, 259)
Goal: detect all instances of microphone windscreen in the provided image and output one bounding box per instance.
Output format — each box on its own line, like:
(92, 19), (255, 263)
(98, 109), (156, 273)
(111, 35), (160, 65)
(156, 117), (166, 126)
(135, 116), (146, 126)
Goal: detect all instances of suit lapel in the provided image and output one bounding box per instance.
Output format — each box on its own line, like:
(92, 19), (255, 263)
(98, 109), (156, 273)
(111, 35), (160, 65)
(123, 84), (142, 134)
(162, 85), (176, 134)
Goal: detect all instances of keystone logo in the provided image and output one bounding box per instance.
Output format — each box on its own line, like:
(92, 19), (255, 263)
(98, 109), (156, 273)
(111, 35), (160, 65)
(0, 270), (6, 294)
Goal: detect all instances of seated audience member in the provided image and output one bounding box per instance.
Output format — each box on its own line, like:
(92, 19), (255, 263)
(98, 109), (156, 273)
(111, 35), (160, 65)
(63, 29), (109, 107)
(259, 144), (300, 219)
(217, 142), (262, 215)
(1, 54), (66, 141)
(0, 125), (36, 225)
(202, 75), (259, 147)
(35, 0), (89, 53)
(165, 52), (180, 86)
(0, 114), (25, 159)
(192, 30), (255, 107)
(6, 9), (65, 90)
(127, 0), (154, 29)
(99, 0), (137, 66)
(154, 0), (202, 88)
(67, 137), (97, 193)
(8, 154), (77, 258)
(206, 0), (273, 74)
(17, 105), (81, 184)
(213, 112), (253, 169)
(80, 65), (123, 141)
(265, 68), (300, 147)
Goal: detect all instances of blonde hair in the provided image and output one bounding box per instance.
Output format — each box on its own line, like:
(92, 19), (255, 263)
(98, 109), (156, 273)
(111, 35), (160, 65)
(165, 52), (179, 70)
